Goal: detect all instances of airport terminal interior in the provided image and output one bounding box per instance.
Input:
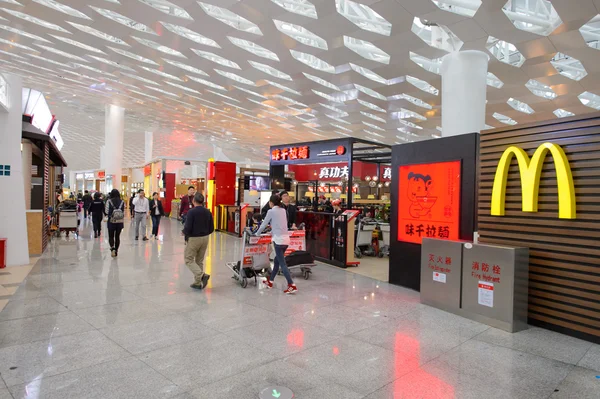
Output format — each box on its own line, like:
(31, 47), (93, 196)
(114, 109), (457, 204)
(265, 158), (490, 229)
(1, 0), (600, 398)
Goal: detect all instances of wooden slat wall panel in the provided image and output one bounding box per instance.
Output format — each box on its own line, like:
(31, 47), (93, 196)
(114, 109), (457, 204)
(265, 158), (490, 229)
(479, 113), (600, 343)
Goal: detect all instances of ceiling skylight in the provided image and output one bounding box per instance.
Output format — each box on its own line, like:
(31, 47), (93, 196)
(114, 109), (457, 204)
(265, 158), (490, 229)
(406, 75), (439, 96)
(145, 85), (178, 97)
(88, 56), (137, 72)
(68, 22), (129, 46)
(364, 130), (384, 138)
(206, 89), (240, 102)
(2, 9), (71, 33)
(398, 93), (432, 109)
(432, 0), (481, 17)
(354, 83), (386, 101)
(580, 15), (600, 51)
(349, 63), (387, 84)
(228, 37), (279, 61)
(273, 20), (328, 50)
(326, 114), (351, 125)
(551, 52), (587, 81)
(502, 0), (562, 36)
(397, 108), (426, 120)
(320, 103), (348, 116)
(335, 0), (391, 36)
(73, 63), (117, 76)
(32, 0), (91, 19)
(312, 89), (343, 103)
(486, 36), (525, 67)
(493, 112), (517, 125)
(193, 49), (241, 69)
(267, 80), (301, 95)
(554, 108), (574, 118)
(248, 61), (292, 81)
(129, 89), (159, 101)
(90, 7), (156, 35)
(0, 37), (37, 51)
(49, 35), (105, 54)
(162, 59), (209, 76)
(273, 94), (307, 107)
(343, 36), (390, 64)
(330, 123), (353, 132)
(121, 72), (160, 85)
(271, 0), (317, 19)
(507, 97), (534, 114)
(0, 25), (52, 43)
(578, 91), (600, 110)
(397, 120), (423, 129)
(139, 66), (183, 81)
(234, 85), (267, 99)
(362, 121), (385, 131)
(412, 17), (463, 52)
(138, 0), (192, 20)
(302, 72), (340, 91)
(525, 79), (556, 99)
(131, 36), (186, 58)
(360, 111), (386, 123)
(357, 98), (386, 113)
(290, 50), (335, 73)
(34, 44), (88, 62)
(109, 47), (158, 65)
(188, 75), (227, 91)
(487, 72), (504, 89)
(409, 52), (442, 75)
(199, 2), (262, 36)
(164, 81), (201, 94)
(215, 69), (255, 86)
(0, 0), (22, 5)
(160, 22), (220, 48)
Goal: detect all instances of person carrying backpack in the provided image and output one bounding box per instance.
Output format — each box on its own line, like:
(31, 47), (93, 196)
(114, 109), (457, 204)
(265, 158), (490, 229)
(105, 189), (125, 257)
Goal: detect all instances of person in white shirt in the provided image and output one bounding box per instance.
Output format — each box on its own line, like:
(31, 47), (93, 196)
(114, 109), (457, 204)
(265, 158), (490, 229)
(255, 194), (297, 294)
(132, 189), (150, 241)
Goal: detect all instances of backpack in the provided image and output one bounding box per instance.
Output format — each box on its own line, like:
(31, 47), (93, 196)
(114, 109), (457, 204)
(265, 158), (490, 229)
(109, 199), (124, 223)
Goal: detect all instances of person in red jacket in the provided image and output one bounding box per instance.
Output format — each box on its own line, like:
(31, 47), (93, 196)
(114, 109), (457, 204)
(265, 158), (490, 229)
(179, 186), (196, 224)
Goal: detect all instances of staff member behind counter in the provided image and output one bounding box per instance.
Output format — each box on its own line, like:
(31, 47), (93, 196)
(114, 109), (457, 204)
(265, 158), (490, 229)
(279, 190), (297, 229)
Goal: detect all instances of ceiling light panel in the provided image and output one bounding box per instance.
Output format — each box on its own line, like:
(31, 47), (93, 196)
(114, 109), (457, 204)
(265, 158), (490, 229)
(88, 55), (137, 72)
(486, 36), (525, 67)
(273, 20), (327, 50)
(0, 24), (52, 43)
(406, 75), (439, 96)
(160, 22), (220, 48)
(90, 7), (156, 35)
(396, 108), (426, 120)
(121, 72), (159, 85)
(335, 0), (391, 36)
(271, 0), (318, 19)
(131, 36), (186, 58)
(507, 97), (534, 114)
(320, 103), (348, 116)
(302, 72), (340, 91)
(349, 63), (387, 84)
(493, 112), (517, 125)
(354, 83), (386, 101)
(551, 52), (587, 81)
(68, 22), (129, 46)
(578, 91), (600, 110)
(412, 17), (463, 52)
(193, 49), (241, 69)
(362, 121), (385, 131)
(109, 47), (158, 65)
(235, 86), (267, 99)
(432, 0), (481, 17)
(410, 52), (442, 74)
(139, 65), (183, 81)
(228, 37), (279, 61)
(487, 72), (504, 88)
(199, 2), (262, 36)
(312, 89), (342, 103)
(360, 111), (386, 123)
(138, 0), (192, 20)
(0, 37), (38, 51)
(398, 93), (432, 109)
(525, 79), (556, 99)
(248, 61), (292, 81)
(397, 119), (423, 129)
(215, 69), (255, 86)
(343, 36), (390, 65)
(32, 0), (91, 19)
(164, 81), (201, 94)
(502, 0), (562, 36)
(188, 75), (227, 91)
(34, 44), (88, 62)
(162, 59), (209, 76)
(2, 9), (71, 33)
(554, 108), (574, 118)
(290, 50), (335, 73)
(145, 85), (178, 97)
(357, 98), (386, 113)
(580, 15), (600, 51)
(267, 80), (301, 95)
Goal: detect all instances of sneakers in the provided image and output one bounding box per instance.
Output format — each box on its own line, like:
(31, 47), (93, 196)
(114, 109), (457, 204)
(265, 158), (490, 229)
(111, 249), (117, 258)
(284, 284), (298, 295)
(190, 283), (203, 290)
(135, 236), (139, 241)
(142, 236), (149, 241)
(263, 278), (273, 289)
(201, 274), (210, 288)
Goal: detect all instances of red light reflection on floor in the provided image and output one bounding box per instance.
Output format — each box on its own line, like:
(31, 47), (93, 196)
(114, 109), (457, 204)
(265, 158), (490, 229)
(287, 329), (304, 349)
(332, 346), (340, 356)
(393, 333), (455, 398)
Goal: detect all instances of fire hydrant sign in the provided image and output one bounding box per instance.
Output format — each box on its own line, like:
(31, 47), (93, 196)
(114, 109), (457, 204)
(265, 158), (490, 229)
(478, 282), (494, 307)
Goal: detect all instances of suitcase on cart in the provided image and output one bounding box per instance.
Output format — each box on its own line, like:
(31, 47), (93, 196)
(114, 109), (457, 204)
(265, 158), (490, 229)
(285, 250), (314, 267)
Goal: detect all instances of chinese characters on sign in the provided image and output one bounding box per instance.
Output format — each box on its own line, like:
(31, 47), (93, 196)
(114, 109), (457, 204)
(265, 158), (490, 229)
(383, 167), (391, 180)
(271, 146), (310, 162)
(398, 161), (461, 244)
(319, 166), (349, 179)
(427, 252), (453, 283)
(471, 261), (501, 283)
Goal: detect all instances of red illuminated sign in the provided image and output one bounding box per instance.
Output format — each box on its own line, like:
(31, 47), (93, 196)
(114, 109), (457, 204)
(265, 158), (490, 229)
(97, 170), (105, 179)
(397, 160), (461, 244)
(143, 165), (151, 176)
(271, 146), (309, 161)
(336, 145), (346, 156)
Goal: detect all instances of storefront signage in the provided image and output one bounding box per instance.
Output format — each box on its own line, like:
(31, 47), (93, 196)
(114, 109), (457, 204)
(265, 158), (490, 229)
(319, 166), (349, 179)
(84, 173), (94, 180)
(144, 164), (151, 177)
(76, 173), (84, 180)
(97, 171), (105, 179)
(270, 140), (350, 165)
(22, 89), (54, 133)
(271, 146), (309, 162)
(398, 160), (461, 245)
(491, 142), (576, 219)
(383, 167), (391, 180)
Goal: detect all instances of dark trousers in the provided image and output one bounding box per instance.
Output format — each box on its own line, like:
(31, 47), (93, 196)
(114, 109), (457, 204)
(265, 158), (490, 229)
(84, 208), (89, 218)
(151, 215), (161, 236)
(92, 213), (103, 234)
(108, 223), (123, 251)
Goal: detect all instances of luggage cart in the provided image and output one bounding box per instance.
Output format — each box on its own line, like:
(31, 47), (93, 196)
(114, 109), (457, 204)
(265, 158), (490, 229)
(226, 229), (272, 288)
(355, 218), (377, 258)
(58, 209), (78, 237)
(378, 223), (390, 258)
(284, 230), (316, 280)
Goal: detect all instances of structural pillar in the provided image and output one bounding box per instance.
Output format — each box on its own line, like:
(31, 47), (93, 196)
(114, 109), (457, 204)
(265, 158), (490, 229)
(440, 50), (489, 137)
(21, 139), (32, 209)
(0, 73), (29, 266)
(104, 104), (124, 193)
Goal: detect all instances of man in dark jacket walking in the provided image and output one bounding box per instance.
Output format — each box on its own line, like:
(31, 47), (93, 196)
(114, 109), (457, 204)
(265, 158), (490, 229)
(82, 190), (92, 219)
(179, 186), (196, 224)
(149, 192), (165, 239)
(183, 193), (214, 289)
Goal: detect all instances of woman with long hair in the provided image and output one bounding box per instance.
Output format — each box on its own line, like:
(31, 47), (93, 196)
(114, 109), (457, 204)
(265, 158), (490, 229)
(106, 189), (125, 257)
(255, 194), (297, 294)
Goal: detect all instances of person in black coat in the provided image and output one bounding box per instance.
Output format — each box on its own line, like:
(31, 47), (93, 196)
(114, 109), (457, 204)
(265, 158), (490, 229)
(88, 192), (105, 238)
(149, 192), (165, 239)
(279, 190), (297, 229)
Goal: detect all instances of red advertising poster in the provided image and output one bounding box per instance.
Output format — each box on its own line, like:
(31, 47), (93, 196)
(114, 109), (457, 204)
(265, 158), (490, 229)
(397, 161), (461, 244)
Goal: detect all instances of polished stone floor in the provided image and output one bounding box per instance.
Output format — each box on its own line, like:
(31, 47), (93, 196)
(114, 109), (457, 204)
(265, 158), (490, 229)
(0, 217), (599, 399)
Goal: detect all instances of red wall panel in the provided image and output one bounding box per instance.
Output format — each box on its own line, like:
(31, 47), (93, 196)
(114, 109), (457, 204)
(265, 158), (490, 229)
(214, 162), (236, 206)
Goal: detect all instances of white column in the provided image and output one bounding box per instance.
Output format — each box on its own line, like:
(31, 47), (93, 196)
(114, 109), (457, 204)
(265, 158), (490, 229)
(145, 131), (153, 164)
(21, 139), (32, 209)
(104, 104), (124, 192)
(440, 50), (489, 137)
(0, 74), (29, 266)
(69, 171), (75, 191)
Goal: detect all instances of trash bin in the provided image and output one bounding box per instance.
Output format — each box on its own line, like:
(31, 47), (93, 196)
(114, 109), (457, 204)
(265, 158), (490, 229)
(0, 238), (6, 268)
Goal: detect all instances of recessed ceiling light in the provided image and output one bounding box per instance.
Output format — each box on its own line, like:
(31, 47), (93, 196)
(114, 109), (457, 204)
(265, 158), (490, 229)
(90, 7), (156, 35)
(138, 0), (192, 20)
(349, 63), (388, 85)
(0, 24), (52, 43)
(291, 50), (334, 73)
(553, 108), (574, 118)
(88, 55), (137, 72)
(507, 97), (534, 114)
(34, 44), (88, 62)
(188, 75), (227, 91)
(302, 72), (340, 91)
(109, 47), (158, 65)
(493, 112), (517, 125)
(159, 22), (220, 48)
(412, 17), (463, 52)
(214, 69), (255, 86)
(271, 0), (317, 19)
(273, 19), (327, 50)
(343, 36), (390, 64)
(487, 72), (504, 89)
(2, 8), (71, 33)
(162, 59), (209, 76)
(68, 22), (129, 46)
(131, 36), (186, 58)
(502, 0), (562, 36)
(578, 91), (600, 110)
(192, 49), (241, 70)
(525, 79), (556, 100)
(551, 52), (587, 81)
(361, 111), (386, 123)
(199, 2), (262, 35)
(406, 75), (439, 96)
(32, 0), (91, 19)
(486, 36), (525, 67)
(354, 83), (386, 101)
(139, 65), (183, 81)
(248, 61), (292, 81)
(409, 52), (442, 75)
(228, 37), (279, 61)
(432, 0), (481, 17)
(335, 0), (391, 36)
